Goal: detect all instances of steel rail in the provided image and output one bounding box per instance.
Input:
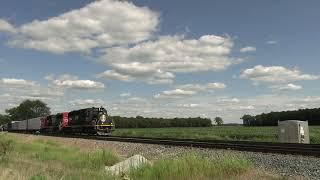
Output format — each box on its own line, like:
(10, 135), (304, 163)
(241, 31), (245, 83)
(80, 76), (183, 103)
(27, 133), (320, 157)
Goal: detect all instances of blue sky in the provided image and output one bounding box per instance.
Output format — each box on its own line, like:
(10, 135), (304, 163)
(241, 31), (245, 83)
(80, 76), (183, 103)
(0, 0), (320, 123)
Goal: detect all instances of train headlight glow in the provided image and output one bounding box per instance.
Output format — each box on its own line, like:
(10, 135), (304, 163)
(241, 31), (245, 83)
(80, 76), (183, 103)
(100, 114), (106, 122)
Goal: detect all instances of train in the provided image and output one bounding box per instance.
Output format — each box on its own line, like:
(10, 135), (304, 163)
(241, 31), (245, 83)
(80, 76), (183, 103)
(2, 107), (115, 135)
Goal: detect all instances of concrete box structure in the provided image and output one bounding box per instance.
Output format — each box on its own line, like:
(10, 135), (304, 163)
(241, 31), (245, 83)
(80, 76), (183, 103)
(278, 120), (309, 144)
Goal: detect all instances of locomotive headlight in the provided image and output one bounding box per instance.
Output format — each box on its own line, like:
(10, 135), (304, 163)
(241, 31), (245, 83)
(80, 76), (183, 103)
(100, 114), (106, 122)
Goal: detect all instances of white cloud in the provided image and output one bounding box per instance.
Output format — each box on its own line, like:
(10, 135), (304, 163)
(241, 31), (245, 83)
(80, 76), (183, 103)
(237, 105), (255, 110)
(155, 82), (226, 99)
(0, 0), (158, 54)
(175, 82), (226, 91)
(99, 35), (235, 84)
(1, 78), (38, 87)
(217, 97), (240, 103)
(240, 46), (256, 53)
(0, 78), (65, 113)
(48, 74), (105, 89)
(177, 103), (200, 108)
(154, 89), (196, 99)
(127, 97), (147, 102)
(69, 99), (105, 106)
(0, 19), (16, 34)
(96, 70), (134, 82)
(271, 83), (303, 91)
(240, 65), (319, 84)
(120, 93), (131, 97)
(97, 64), (175, 84)
(266, 40), (277, 44)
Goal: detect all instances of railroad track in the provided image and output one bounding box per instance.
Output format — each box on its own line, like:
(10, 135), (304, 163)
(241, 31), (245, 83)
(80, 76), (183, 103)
(32, 133), (320, 157)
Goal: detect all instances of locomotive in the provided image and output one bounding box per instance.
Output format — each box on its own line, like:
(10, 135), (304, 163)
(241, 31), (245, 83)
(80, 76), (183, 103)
(3, 107), (114, 135)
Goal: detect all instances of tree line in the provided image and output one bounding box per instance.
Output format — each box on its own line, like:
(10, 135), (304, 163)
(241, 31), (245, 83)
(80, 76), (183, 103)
(241, 108), (320, 126)
(111, 115), (213, 128)
(1, 99), (217, 128)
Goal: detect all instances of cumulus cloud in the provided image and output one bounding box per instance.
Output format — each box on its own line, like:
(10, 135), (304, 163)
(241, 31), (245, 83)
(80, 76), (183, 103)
(266, 40), (277, 44)
(0, 19), (16, 34)
(96, 70), (134, 82)
(0, 0), (158, 54)
(154, 82), (226, 99)
(240, 65), (319, 86)
(177, 103), (200, 108)
(217, 97), (240, 103)
(175, 82), (226, 91)
(240, 46), (256, 53)
(1, 78), (38, 87)
(69, 99), (105, 106)
(96, 65), (174, 84)
(271, 83), (303, 91)
(48, 74), (105, 89)
(99, 35), (234, 84)
(0, 78), (65, 113)
(120, 93), (131, 97)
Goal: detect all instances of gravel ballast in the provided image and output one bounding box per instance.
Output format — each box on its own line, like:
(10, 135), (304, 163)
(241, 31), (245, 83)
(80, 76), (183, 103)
(10, 133), (320, 179)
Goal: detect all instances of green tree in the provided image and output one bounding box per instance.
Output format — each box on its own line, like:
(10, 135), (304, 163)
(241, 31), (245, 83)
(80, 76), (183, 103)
(214, 117), (223, 126)
(241, 114), (255, 126)
(0, 114), (10, 125)
(5, 100), (51, 121)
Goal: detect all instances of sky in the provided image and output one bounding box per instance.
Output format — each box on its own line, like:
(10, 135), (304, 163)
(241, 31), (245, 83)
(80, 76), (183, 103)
(0, 0), (320, 123)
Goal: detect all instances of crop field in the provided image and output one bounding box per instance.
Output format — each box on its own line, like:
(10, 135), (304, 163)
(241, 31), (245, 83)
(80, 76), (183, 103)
(113, 126), (320, 144)
(0, 133), (279, 180)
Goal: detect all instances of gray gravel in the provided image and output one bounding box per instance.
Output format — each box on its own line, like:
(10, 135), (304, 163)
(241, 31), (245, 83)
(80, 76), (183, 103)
(243, 152), (320, 180)
(94, 141), (320, 180)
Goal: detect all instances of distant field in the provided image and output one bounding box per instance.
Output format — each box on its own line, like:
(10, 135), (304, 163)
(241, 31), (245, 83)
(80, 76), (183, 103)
(113, 126), (320, 144)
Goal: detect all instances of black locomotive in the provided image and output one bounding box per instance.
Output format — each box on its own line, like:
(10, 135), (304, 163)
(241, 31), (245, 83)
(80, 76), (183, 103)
(3, 107), (115, 135)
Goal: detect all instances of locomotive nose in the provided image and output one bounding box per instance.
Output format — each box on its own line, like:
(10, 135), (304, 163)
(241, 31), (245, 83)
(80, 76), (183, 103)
(100, 114), (106, 123)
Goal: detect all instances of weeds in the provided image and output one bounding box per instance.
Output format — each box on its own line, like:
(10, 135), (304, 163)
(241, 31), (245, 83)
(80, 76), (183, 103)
(0, 134), (119, 179)
(129, 153), (251, 180)
(0, 135), (13, 162)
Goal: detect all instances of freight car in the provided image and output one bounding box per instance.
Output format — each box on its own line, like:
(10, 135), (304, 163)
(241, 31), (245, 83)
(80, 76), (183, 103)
(4, 107), (114, 135)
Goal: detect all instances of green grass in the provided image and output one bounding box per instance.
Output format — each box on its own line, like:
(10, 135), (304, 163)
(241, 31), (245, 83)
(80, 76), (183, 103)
(0, 133), (281, 180)
(113, 126), (320, 144)
(0, 133), (119, 179)
(129, 153), (252, 180)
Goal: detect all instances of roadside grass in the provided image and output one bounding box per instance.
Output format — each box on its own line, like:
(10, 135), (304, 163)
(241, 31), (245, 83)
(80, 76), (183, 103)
(0, 133), (119, 180)
(129, 152), (252, 180)
(0, 133), (284, 180)
(113, 126), (320, 144)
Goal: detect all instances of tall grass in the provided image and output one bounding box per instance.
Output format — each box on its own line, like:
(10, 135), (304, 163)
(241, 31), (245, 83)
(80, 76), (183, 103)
(129, 153), (251, 180)
(0, 134), (281, 179)
(0, 134), (13, 162)
(0, 134), (120, 179)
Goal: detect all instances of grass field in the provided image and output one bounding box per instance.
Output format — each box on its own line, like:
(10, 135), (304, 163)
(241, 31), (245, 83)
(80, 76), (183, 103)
(0, 133), (278, 180)
(113, 126), (320, 144)
(0, 133), (119, 179)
